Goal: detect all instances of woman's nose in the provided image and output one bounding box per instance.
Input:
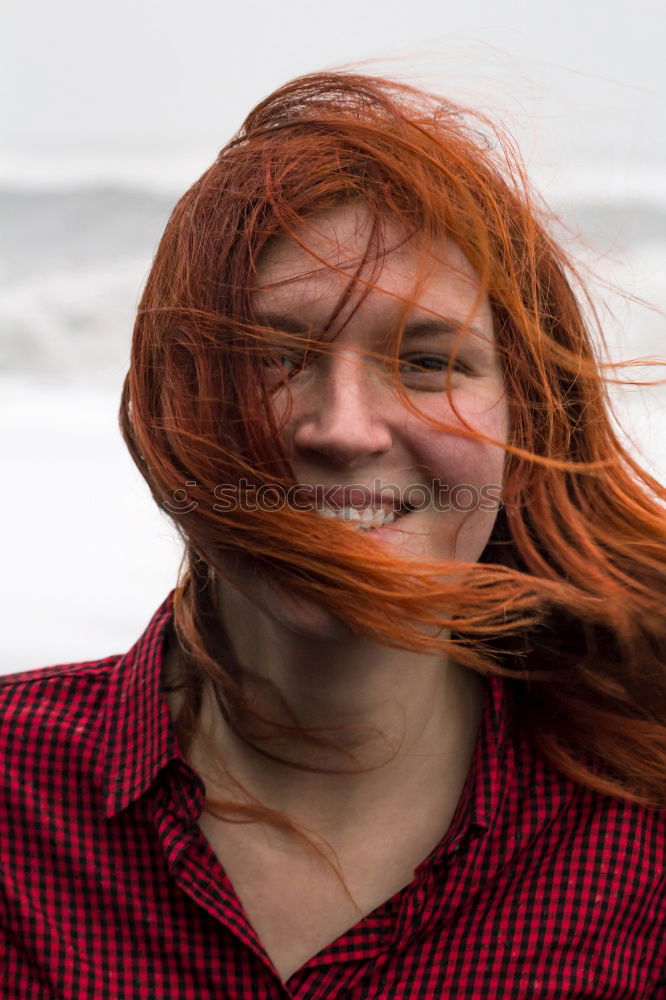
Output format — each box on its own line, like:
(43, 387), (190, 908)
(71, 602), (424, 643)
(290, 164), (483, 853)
(289, 352), (393, 467)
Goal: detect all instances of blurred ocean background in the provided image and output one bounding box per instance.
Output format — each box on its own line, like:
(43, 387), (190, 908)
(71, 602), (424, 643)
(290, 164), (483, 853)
(2, 0), (665, 672)
(3, 173), (666, 384)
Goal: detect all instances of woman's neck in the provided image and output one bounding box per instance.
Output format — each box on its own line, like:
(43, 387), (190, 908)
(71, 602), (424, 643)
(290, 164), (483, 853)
(165, 574), (487, 849)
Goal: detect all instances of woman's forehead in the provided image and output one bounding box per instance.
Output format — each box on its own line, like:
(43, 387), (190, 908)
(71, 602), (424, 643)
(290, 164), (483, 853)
(253, 202), (491, 330)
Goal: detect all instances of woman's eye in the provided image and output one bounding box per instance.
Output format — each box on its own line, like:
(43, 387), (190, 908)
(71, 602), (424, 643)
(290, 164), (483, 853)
(399, 355), (469, 377)
(277, 354), (301, 374)
(263, 353), (304, 379)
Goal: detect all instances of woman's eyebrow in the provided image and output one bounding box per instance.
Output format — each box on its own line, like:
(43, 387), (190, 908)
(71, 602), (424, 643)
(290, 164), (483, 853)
(400, 318), (487, 342)
(254, 312), (488, 344)
(254, 313), (311, 335)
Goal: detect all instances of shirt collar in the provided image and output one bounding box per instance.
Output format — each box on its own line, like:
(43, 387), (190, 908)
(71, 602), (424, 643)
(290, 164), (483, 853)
(99, 593), (512, 831)
(99, 592), (179, 818)
(426, 666), (511, 865)
(460, 667), (510, 830)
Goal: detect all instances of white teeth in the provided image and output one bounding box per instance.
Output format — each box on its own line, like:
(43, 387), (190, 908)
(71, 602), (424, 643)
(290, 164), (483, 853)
(316, 507), (336, 519)
(314, 505), (400, 529)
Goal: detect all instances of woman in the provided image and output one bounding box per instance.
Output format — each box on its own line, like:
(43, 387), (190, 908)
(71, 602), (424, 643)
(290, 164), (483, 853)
(2, 72), (665, 998)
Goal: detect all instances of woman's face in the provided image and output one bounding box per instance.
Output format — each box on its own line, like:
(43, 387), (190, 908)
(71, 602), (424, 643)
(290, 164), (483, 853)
(242, 203), (510, 637)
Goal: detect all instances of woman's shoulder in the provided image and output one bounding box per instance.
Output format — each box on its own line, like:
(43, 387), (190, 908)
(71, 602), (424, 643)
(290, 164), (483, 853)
(503, 703), (666, 887)
(1, 597), (175, 805)
(0, 654), (122, 791)
(1, 654), (120, 687)
(0, 653), (121, 707)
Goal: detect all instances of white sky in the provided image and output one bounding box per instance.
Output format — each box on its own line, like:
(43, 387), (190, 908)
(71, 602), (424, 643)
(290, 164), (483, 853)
(3, 0), (666, 186)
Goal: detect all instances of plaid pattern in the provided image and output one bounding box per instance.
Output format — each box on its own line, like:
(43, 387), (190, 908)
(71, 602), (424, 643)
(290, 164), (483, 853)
(1, 593), (665, 998)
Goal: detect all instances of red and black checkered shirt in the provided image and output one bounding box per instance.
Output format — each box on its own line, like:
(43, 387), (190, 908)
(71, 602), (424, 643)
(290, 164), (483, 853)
(1, 593), (665, 998)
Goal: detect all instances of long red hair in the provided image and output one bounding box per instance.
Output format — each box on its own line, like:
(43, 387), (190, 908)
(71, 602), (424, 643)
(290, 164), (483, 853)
(120, 72), (666, 823)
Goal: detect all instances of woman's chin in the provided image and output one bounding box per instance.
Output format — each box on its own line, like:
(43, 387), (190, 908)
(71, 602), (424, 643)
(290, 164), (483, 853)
(257, 581), (354, 642)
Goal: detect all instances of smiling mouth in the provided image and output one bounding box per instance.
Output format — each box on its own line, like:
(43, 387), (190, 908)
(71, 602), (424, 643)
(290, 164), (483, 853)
(313, 503), (414, 530)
